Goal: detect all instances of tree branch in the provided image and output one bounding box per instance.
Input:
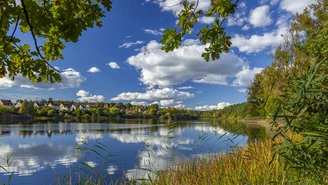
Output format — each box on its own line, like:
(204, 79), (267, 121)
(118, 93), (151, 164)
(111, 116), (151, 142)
(190, 0), (199, 18)
(20, 0), (60, 73)
(219, 0), (240, 27)
(4, 16), (20, 50)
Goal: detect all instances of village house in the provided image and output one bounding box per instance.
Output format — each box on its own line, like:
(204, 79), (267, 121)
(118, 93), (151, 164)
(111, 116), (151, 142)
(86, 103), (97, 110)
(59, 103), (77, 111)
(15, 100), (24, 108)
(70, 104), (77, 111)
(78, 104), (87, 110)
(59, 103), (71, 111)
(47, 102), (59, 110)
(0, 99), (13, 108)
(34, 102), (46, 108)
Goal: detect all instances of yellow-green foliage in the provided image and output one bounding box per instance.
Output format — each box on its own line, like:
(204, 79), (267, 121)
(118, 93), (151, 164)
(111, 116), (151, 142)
(247, 0), (328, 119)
(147, 139), (319, 185)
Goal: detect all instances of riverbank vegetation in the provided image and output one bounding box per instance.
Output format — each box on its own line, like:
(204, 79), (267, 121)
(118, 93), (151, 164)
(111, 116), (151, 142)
(147, 134), (319, 185)
(199, 102), (249, 119)
(149, 0), (328, 184)
(0, 101), (200, 122)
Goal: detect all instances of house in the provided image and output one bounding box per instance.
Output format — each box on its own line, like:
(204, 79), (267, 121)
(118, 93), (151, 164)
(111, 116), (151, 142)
(59, 103), (76, 111)
(86, 103), (96, 110)
(0, 99), (13, 108)
(70, 104), (77, 111)
(34, 102), (46, 108)
(78, 105), (87, 110)
(59, 103), (71, 111)
(47, 102), (59, 110)
(15, 100), (24, 108)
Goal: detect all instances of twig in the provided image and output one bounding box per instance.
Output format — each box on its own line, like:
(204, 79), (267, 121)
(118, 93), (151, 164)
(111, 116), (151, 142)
(190, 0), (199, 18)
(20, 0), (60, 73)
(3, 16), (20, 50)
(219, 0), (240, 27)
(13, 42), (25, 54)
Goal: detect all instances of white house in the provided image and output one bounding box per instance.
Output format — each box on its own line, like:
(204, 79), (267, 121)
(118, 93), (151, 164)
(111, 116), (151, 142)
(59, 103), (76, 111)
(78, 105), (87, 111)
(15, 100), (24, 108)
(34, 102), (46, 108)
(47, 102), (59, 110)
(59, 103), (71, 111)
(0, 100), (13, 108)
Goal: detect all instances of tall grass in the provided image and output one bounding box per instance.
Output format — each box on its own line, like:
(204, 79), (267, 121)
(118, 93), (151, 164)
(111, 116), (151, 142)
(145, 135), (321, 185)
(271, 58), (328, 183)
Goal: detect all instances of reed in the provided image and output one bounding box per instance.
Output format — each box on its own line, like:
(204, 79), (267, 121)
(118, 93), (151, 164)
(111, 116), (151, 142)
(144, 135), (319, 185)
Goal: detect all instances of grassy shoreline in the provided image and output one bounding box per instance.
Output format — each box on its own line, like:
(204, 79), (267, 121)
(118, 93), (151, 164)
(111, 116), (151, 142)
(136, 120), (321, 185)
(142, 136), (317, 185)
(240, 117), (271, 128)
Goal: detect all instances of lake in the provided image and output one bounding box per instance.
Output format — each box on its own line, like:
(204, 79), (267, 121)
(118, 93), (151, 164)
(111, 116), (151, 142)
(0, 119), (266, 184)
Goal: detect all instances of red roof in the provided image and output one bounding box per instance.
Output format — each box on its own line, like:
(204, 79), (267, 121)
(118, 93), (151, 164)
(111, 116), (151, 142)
(34, 102), (46, 107)
(62, 104), (72, 108)
(48, 102), (59, 106)
(0, 100), (13, 106)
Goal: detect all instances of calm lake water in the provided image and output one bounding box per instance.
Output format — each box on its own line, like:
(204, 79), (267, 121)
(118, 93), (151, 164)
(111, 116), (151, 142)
(0, 119), (266, 184)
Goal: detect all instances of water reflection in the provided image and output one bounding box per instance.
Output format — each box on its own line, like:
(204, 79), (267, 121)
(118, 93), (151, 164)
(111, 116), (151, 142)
(108, 126), (193, 180)
(0, 119), (266, 184)
(0, 143), (76, 176)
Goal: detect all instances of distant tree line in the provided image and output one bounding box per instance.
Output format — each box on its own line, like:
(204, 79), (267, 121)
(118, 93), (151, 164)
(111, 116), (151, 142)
(0, 100), (199, 121)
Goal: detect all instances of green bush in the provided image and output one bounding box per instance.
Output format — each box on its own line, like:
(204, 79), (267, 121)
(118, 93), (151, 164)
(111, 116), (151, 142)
(272, 59), (328, 182)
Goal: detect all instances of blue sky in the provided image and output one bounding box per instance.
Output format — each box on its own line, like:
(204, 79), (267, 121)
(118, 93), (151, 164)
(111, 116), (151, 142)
(0, 0), (315, 110)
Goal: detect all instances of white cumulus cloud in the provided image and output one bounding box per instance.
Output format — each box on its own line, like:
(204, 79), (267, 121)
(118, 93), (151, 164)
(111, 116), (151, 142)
(87, 67), (100, 73)
(106, 62), (120, 69)
(249, 5), (273, 28)
(270, 0), (280, 5)
(155, 0), (212, 16)
(242, 25), (250, 31)
(280, 0), (315, 14)
(174, 103), (185, 109)
(198, 16), (216, 24)
(0, 78), (14, 89)
(130, 101), (149, 106)
(119, 41), (144, 48)
(127, 40), (245, 87)
(276, 14), (291, 28)
(195, 102), (232, 111)
(237, 88), (247, 93)
(76, 90), (105, 102)
(231, 26), (288, 53)
(232, 67), (264, 86)
(158, 99), (175, 107)
(227, 3), (247, 27)
(131, 99), (185, 108)
(177, 86), (194, 90)
(228, 12), (247, 26)
(0, 68), (86, 90)
(111, 88), (194, 101)
(144, 29), (163, 35)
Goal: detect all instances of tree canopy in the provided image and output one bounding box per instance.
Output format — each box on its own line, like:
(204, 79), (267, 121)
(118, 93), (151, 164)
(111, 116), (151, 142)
(0, 0), (238, 83)
(247, 0), (328, 117)
(0, 0), (112, 83)
(161, 0), (238, 61)
(245, 0), (328, 181)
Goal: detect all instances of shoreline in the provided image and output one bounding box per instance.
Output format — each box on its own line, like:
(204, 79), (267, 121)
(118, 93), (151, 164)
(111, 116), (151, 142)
(240, 118), (271, 128)
(0, 114), (197, 123)
(0, 114), (278, 132)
